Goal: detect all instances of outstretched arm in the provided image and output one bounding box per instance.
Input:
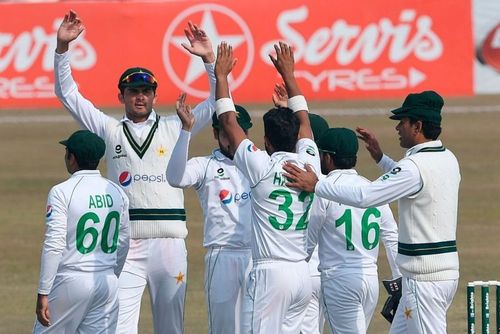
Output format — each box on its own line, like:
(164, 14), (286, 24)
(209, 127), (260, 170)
(56, 10), (85, 54)
(182, 21), (217, 135)
(214, 42), (245, 156)
(269, 42), (312, 140)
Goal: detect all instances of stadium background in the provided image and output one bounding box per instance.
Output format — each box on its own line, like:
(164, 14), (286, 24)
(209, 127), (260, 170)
(0, 0), (499, 333)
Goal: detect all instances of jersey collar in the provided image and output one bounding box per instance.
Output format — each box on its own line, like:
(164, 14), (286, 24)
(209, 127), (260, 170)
(212, 148), (232, 162)
(72, 170), (101, 177)
(120, 110), (158, 124)
(405, 140), (443, 157)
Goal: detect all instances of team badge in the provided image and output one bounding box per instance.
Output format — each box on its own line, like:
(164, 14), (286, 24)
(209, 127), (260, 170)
(119, 171), (132, 187)
(306, 145), (316, 156)
(247, 143), (258, 152)
(156, 145), (167, 157)
(219, 189), (233, 204)
(45, 205), (52, 218)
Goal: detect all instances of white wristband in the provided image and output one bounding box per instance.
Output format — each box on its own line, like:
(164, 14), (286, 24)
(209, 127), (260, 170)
(287, 95), (309, 113)
(216, 98), (236, 118)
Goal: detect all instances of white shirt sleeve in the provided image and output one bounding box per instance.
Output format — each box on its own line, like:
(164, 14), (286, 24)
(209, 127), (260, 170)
(38, 187), (67, 295)
(54, 51), (110, 138)
(233, 139), (270, 187)
(377, 154), (398, 173)
(166, 130), (207, 189)
(379, 204), (401, 278)
(115, 194), (130, 278)
(296, 138), (321, 175)
(307, 197), (327, 258)
(315, 158), (422, 208)
(191, 62), (216, 136)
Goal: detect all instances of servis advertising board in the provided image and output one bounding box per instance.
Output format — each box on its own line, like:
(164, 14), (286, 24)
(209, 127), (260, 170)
(0, 0), (472, 109)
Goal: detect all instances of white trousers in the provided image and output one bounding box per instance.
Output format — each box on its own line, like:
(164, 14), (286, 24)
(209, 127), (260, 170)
(389, 277), (458, 334)
(204, 247), (252, 334)
(32, 272), (118, 334)
(321, 271), (379, 334)
(241, 260), (312, 334)
(116, 238), (187, 334)
(301, 274), (325, 334)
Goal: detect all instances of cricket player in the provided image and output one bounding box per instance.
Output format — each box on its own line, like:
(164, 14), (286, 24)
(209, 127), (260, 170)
(272, 84), (328, 334)
(306, 127), (401, 333)
(54, 11), (216, 333)
(166, 97), (253, 334)
(33, 130), (130, 333)
(214, 41), (320, 333)
(283, 91), (460, 334)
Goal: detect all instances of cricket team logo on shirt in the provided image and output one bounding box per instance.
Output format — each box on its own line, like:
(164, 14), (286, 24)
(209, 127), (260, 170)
(219, 189), (252, 205)
(112, 144), (127, 160)
(119, 171), (133, 187)
(214, 167), (230, 180)
(247, 143), (258, 152)
(45, 205), (52, 218)
(219, 189), (233, 204)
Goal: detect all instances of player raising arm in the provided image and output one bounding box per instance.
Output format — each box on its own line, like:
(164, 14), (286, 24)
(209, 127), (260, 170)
(283, 91), (460, 334)
(54, 10), (216, 334)
(166, 93), (253, 334)
(214, 41), (320, 333)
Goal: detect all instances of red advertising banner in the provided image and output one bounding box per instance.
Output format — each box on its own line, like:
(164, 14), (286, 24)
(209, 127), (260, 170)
(0, 0), (473, 109)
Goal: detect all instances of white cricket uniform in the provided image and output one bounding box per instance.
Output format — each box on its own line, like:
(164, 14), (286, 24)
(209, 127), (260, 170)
(308, 169), (400, 334)
(314, 141), (460, 334)
(234, 137), (320, 334)
(166, 130), (252, 334)
(33, 170), (129, 333)
(54, 51), (216, 334)
(301, 246), (325, 334)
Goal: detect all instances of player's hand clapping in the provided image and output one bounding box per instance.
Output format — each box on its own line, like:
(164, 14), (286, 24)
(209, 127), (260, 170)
(356, 127), (383, 163)
(215, 42), (237, 80)
(269, 42), (295, 80)
(176, 92), (194, 132)
(272, 82), (288, 108)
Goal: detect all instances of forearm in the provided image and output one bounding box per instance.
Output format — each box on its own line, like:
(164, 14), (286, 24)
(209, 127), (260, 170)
(191, 62), (216, 135)
(166, 130), (193, 188)
(38, 251), (63, 294)
(54, 51), (109, 136)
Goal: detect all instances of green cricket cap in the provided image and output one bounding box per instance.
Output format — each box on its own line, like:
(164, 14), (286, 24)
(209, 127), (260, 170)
(118, 67), (158, 89)
(59, 130), (106, 162)
(389, 90), (443, 125)
(212, 104), (253, 130)
(317, 127), (358, 158)
(309, 113), (329, 143)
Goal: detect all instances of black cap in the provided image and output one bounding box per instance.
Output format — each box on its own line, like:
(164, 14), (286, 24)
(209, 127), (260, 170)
(317, 128), (358, 158)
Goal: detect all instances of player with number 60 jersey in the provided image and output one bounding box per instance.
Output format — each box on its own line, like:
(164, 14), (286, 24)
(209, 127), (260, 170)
(33, 130), (130, 333)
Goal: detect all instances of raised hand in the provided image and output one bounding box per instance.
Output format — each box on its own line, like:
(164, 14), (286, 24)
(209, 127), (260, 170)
(272, 82), (288, 108)
(356, 127), (383, 163)
(269, 42), (295, 80)
(215, 42), (237, 80)
(56, 10), (84, 53)
(176, 92), (194, 131)
(181, 21), (215, 63)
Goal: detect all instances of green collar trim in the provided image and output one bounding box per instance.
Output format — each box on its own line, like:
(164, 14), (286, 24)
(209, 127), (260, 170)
(123, 115), (160, 159)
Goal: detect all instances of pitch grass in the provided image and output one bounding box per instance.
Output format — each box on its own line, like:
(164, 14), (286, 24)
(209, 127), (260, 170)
(1, 100), (499, 333)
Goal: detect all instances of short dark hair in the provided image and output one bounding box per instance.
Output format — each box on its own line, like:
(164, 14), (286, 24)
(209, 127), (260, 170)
(68, 149), (100, 170)
(328, 153), (357, 169)
(409, 118), (442, 140)
(263, 107), (299, 152)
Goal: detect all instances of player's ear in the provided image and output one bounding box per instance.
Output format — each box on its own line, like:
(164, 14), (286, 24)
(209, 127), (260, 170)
(213, 128), (219, 141)
(118, 92), (125, 104)
(153, 91), (158, 104)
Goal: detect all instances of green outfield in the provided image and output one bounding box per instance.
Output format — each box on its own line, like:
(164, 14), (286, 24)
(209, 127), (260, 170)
(1, 96), (499, 333)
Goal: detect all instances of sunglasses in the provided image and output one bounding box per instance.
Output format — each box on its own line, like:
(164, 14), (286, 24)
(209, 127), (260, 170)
(121, 71), (157, 85)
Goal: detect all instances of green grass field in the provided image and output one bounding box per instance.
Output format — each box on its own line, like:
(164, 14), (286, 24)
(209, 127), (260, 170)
(1, 96), (499, 333)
